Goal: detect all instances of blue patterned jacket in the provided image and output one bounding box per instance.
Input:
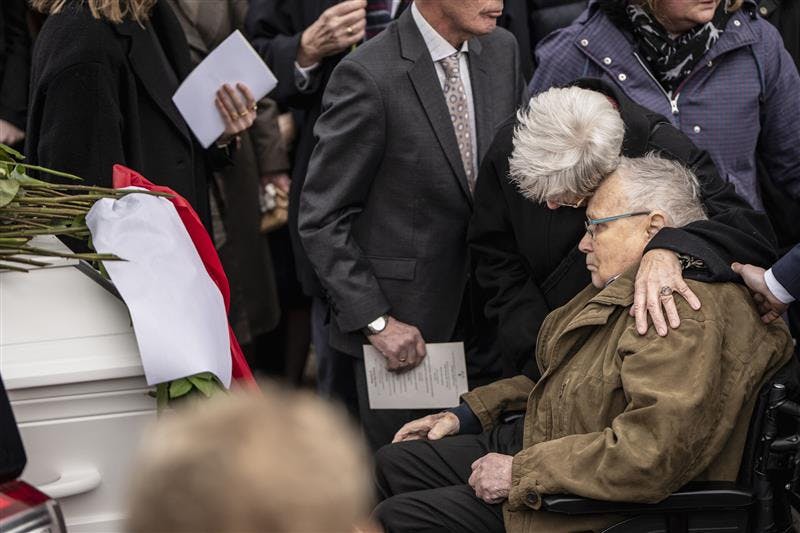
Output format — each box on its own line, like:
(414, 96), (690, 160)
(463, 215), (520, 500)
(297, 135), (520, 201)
(529, 0), (800, 211)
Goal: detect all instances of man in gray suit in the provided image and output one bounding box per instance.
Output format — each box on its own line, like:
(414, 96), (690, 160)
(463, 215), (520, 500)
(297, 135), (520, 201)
(299, 0), (525, 449)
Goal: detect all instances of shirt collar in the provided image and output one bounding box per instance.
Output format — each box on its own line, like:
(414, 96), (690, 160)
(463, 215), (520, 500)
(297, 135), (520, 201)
(411, 3), (469, 62)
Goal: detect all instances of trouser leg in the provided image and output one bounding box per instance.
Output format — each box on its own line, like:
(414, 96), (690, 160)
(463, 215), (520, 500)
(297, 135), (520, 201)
(373, 420), (523, 533)
(311, 297), (359, 419)
(375, 419), (524, 498)
(353, 357), (435, 451)
(375, 485), (504, 533)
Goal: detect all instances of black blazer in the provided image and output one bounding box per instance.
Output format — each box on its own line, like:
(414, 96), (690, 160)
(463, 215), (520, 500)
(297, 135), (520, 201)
(0, 0), (31, 130)
(468, 78), (779, 379)
(298, 9), (526, 358)
(25, 0), (225, 226)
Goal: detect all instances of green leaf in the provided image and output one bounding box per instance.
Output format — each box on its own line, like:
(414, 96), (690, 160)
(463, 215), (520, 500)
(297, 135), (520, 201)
(187, 374), (222, 398)
(0, 179), (20, 208)
(0, 143), (25, 161)
(9, 165), (49, 186)
(169, 378), (193, 398)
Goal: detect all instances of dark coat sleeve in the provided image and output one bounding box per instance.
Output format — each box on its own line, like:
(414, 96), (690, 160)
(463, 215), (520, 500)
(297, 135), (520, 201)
(0, 0), (31, 129)
(297, 58), (391, 333)
(245, 0), (322, 109)
(644, 121), (779, 281)
(772, 243), (800, 301)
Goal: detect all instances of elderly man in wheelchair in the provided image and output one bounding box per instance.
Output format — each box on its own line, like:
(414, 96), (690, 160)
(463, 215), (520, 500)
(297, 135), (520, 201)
(372, 154), (795, 533)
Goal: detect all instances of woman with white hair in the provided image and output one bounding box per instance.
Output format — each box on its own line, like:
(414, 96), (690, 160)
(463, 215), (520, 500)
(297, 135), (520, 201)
(376, 154), (793, 533)
(468, 79), (776, 379)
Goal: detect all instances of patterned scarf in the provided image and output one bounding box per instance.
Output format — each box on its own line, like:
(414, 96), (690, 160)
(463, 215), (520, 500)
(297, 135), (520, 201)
(626, 1), (734, 96)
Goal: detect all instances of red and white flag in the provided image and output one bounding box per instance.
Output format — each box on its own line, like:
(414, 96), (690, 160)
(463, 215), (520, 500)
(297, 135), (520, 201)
(86, 164), (255, 388)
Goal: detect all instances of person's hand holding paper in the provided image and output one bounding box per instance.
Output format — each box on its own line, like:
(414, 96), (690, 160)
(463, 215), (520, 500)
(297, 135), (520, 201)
(173, 31), (278, 148)
(214, 82), (257, 147)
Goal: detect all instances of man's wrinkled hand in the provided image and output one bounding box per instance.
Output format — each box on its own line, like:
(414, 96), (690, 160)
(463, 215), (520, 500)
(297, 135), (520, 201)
(631, 249), (701, 336)
(0, 119), (24, 146)
(368, 316), (426, 372)
(297, 0), (367, 66)
(392, 412), (459, 443)
(731, 262), (788, 323)
(469, 453), (514, 504)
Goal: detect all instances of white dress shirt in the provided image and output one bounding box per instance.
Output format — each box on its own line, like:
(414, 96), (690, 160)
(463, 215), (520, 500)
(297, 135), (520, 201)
(410, 2), (478, 179)
(765, 268), (796, 304)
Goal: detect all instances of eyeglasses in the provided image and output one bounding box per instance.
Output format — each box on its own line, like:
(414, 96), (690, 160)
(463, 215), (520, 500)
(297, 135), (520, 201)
(584, 211), (651, 239)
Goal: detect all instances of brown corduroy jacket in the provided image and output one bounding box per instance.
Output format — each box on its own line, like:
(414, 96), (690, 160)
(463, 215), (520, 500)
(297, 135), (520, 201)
(463, 267), (794, 532)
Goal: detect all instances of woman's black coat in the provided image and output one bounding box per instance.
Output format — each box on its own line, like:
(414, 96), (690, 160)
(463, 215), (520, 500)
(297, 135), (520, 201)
(0, 0), (31, 131)
(26, 0), (226, 226)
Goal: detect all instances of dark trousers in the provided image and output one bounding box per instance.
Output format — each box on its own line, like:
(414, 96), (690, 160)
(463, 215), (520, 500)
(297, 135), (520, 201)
(373, 418), (524, 533)
(311, 297), (360, 419)
(353, 357), (436, 451)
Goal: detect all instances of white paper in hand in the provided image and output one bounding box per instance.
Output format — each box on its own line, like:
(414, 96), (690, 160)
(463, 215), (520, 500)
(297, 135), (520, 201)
(363, 342), (468, 409)
(172, 30), (277, 148)
(86, 190), (232, 387)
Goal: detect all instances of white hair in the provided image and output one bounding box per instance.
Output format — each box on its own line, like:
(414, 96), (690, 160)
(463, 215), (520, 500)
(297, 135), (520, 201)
(509, 86), (625, 203)
(616, 154), (707, 227)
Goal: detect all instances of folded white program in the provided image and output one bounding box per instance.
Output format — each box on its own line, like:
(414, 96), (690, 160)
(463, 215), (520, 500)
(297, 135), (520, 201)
(173, 30), (278, 148)
(363, 342), (468, 409)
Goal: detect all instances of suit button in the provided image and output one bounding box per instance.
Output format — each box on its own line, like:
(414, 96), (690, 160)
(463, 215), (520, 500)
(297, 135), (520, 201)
(693, 125), (701, 133)
(760, 6), (768, 15)
(580, 38), (589, 47)
(618, 73), (627, 82)
(603, 57), (612, 65)
(526, 492), (540, 506)
(177, 159), (186, 169)
(733, 19), (741, 27)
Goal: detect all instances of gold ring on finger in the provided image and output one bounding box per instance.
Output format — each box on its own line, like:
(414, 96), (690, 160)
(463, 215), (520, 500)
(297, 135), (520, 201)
(399, 356), (407, 363)
(237, 111), (248, 118)
(347, 26), (354, 35)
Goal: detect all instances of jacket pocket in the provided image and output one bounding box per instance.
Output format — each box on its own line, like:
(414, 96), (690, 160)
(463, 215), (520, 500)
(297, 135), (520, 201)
(366, 256), (416, 281)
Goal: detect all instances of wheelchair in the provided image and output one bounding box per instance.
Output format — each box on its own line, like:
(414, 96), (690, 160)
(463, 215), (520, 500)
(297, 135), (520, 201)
(539, 360), (800, 533)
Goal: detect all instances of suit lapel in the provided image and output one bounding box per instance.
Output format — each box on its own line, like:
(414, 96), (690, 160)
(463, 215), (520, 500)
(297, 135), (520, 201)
(467, 37), (493, 163)
(113, 4), (192, 144)
(399, 11), (472, 204)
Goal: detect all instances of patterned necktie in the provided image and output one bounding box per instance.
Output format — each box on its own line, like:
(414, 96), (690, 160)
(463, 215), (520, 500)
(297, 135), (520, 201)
(439, 53), (475, 193)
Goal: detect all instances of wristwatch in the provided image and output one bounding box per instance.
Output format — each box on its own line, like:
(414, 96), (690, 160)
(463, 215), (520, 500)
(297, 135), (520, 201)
(364, 314), (389, 336)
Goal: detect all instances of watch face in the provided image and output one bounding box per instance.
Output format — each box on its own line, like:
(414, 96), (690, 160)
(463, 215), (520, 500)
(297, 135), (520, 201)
(369, 316), (387, 333)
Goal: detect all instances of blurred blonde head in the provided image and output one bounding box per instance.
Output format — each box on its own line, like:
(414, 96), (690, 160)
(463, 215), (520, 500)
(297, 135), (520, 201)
(29, 0), (156, 23)
(126, 385), (373, 533)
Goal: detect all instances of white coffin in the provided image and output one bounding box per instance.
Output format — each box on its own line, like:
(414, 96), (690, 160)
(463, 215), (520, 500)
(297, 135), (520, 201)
(0, 237), (156, 533)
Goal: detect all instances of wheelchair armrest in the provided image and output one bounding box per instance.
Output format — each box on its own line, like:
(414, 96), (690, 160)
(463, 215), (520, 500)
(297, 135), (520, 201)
(540, 482), (753, 515)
